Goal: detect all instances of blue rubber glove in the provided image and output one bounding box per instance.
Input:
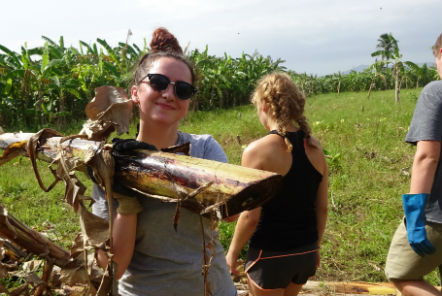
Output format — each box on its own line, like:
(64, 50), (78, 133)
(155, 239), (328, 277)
(402, 193), (436, 256)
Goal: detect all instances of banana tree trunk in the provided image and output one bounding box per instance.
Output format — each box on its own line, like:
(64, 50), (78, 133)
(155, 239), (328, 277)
(0, 204), (72, 268)
(0, 132), (282, 218)
(394, 67), (400, 103)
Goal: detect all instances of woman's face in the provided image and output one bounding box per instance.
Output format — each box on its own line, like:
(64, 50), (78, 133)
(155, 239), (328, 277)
(256, 100), (270, 130)
(436, 49), (442, 79)
(132, 57), (192, 126)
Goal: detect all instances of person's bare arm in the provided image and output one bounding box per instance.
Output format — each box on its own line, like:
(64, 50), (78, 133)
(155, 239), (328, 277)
(315, 163), (328, 245)
(409, 140), (440, 194)
(112, 213), (137, 279)
(226, 140), (271, 274)
(225, 207), (261, 275)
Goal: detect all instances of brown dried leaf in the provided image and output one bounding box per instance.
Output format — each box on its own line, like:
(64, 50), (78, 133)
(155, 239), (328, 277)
(22, 260), (43, 273)
(0, 206), (15, 237)
(78, 203), (109, 248)
(59, 265), (89, 287)
(23, 271), (44, 287)
(70, 233), (86, 258)
(84, 86), (133, 135)
(161, 142), (190, 155)
(0, 282), (8, 293)
(80, 120), (115, 141)
(95, 263), (112, 296)
(0, 264), (7, 278)
(0, 239), (3, 261)
(8, 284), (29, 296)
(56, 166), (86, 211)
(56, 285), (89, 296)
(27, 129), (63, 192)
(0, 141), (27, 166)
(0, 239), (26, 261)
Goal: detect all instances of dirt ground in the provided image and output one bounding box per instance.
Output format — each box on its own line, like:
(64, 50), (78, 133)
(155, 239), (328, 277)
(234, 280), (440, 296)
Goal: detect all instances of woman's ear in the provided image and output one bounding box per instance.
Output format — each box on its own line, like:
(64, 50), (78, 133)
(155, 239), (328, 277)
(131, 85), (139, 104)
(261, 101), (269, 113)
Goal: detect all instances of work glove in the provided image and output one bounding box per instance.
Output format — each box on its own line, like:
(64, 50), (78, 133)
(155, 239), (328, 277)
(402, 193), (436, 256)
(111, 138), (157, 154)
(110, 138), (158, 215)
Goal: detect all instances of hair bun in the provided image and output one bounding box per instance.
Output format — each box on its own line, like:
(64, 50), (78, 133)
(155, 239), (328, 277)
(150, 27), (183, 55)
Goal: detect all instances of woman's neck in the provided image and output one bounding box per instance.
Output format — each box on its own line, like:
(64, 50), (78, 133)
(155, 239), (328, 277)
(136, 121), (179, 150)
(267, 120), (298, 133)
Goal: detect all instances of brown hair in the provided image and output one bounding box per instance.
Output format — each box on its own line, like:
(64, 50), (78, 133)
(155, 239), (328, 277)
(251, 72), (312, 151)
(133, 27), (195, 85)
(433, 33), (442, 58)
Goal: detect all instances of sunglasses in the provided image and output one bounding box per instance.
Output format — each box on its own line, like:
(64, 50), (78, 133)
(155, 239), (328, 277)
(141, 73), (196, 100)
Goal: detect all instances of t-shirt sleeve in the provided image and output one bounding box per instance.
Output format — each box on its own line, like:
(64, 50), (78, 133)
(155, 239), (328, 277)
(203, 136), (228, 163)
(92, 183), (118, 220)
(406, 81), (442, 144)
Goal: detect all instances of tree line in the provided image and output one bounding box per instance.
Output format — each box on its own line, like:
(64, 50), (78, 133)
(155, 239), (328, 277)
(0, 33), (438, 130)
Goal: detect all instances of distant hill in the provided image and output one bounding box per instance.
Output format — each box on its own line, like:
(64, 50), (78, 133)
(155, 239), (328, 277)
(342, 62), (435, 75)
(342, 65), (369, 74)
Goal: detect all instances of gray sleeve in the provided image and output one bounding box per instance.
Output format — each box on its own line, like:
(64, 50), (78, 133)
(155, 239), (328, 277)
(202, 136), (228, 163)
(91, 184), (117, 220)
(406, 81), (442, 144)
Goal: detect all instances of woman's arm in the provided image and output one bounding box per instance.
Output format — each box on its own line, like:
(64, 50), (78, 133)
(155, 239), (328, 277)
(409, 140), (440, 194)
(305, 139), (328, 267)
(315, 164), (328, 246)
(112, 213), (137, 279)
(225, 207), (261, 275)
(226, 141), (270, 274)
(96, 212), (137, 279)
(305, 138), (328, 245)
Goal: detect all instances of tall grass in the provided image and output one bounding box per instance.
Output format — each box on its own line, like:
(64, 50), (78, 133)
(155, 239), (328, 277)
(0, 88), (440, 284)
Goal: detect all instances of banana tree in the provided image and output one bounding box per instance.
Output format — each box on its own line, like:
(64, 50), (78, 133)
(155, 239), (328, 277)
(367, 60), (387, 98)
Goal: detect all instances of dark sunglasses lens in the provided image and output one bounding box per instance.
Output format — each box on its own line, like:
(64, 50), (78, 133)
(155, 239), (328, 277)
(149, 74), (169, 91)
(175, 82), (194, 100)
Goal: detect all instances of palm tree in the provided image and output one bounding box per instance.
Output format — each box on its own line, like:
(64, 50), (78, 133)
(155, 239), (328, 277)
(371, 33), (399, 61)
(371, 33), (416, 103)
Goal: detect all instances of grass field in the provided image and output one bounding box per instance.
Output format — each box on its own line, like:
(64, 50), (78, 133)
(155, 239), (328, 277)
(0, 87), (440, 285)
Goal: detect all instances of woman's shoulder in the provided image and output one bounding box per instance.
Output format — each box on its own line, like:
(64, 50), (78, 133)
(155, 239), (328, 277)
(242, 134), (290, 173)
(244, 134), (282, 155)
(178, 131), (227, 162)
(178, 131), (217, 146)
(304, 135), (327, 176)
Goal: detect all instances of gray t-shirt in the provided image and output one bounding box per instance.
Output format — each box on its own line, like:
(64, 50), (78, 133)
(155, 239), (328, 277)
(405, 80), (442, 224)
(92, 131), (236, 295)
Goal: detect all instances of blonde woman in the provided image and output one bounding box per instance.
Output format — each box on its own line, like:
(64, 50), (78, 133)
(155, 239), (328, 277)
(226, 72), (328, 296)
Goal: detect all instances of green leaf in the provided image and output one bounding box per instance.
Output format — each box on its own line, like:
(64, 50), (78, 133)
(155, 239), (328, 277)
(41, 42), (49, 72)
(97, 38), (118, 64)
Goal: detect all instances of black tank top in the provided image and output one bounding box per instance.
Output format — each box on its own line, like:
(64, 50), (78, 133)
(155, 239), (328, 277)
(249, 130), (323, 251)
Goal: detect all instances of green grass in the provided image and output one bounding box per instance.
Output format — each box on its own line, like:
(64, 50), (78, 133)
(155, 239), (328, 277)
(0, 88), (440, 285)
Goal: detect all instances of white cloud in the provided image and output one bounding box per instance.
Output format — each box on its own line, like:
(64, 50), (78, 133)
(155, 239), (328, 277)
(1, 0), (440, 75)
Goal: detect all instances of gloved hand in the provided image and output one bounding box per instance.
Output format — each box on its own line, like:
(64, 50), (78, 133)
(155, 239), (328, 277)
(402, 193), (436, 256)
(111, 138), (157, 155)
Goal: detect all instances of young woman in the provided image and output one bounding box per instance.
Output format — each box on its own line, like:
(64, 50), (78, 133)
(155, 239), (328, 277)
(226, 72), (328, 296)
(92, 28), (237, 296)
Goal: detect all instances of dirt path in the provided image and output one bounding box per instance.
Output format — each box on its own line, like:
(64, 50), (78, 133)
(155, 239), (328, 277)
(234, 280), (428, 295)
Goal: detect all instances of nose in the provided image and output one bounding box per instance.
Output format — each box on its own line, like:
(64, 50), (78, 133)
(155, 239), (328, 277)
(161, 82), (176, 99)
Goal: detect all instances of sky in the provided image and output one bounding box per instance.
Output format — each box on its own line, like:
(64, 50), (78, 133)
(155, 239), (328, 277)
(1, 0), (441, 76)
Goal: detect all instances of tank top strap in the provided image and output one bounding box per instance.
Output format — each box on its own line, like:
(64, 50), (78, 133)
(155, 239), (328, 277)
(269, 130), (306, 153)
(268, 130), (284, 137)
